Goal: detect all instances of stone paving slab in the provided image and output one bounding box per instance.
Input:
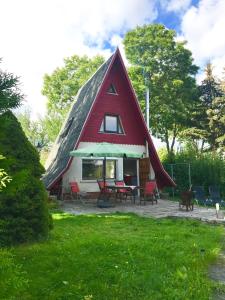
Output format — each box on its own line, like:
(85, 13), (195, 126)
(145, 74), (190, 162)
(62, 199), (225, 224)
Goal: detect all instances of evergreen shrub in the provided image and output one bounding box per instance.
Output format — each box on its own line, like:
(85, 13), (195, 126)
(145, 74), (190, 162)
(0, 111), (52, 246)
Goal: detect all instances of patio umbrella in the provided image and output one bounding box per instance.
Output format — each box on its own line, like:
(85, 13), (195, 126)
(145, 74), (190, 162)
(70, 142), (143, 184)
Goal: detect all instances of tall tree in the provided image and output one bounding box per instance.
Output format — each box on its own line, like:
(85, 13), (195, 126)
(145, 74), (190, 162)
(124, 24), (199, 154)
(183, 63), (225, 152)
(17, 109), (49, 151)
(0, 59), (24, 113)
(42, 54), (105, 142)
(193, 64), (224, 151)
(207, 95), (225, 151)
(199, 63), (223, 107)
(217, 70), (225, 151)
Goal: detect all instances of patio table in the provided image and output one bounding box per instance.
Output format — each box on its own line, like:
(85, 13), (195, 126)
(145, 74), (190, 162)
(107, 185), (141, 203)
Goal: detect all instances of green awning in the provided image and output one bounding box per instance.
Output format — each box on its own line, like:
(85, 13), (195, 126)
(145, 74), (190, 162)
(70, 142), (143, 158)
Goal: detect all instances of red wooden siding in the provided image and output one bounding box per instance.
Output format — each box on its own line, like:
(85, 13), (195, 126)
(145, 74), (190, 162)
(80, 57), (147, 145)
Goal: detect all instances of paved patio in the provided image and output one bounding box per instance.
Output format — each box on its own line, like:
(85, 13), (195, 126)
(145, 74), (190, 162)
(62, 198), (225, 224)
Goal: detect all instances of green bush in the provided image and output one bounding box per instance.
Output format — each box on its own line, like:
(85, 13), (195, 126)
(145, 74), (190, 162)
(159, 146), (225, 197)
(0, 111), (52, 246)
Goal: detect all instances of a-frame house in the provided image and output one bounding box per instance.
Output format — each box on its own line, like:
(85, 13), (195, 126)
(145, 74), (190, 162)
(43, 49), (175, 197)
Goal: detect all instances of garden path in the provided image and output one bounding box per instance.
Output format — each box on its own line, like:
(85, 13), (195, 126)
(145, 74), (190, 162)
(62, 199), (225, 224)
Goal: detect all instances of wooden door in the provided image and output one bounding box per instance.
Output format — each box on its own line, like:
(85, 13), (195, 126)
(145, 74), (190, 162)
(139, 158), (150, 187)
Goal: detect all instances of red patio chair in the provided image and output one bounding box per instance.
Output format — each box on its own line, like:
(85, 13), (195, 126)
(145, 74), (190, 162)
(115, 180), (132, 201)
(97, 180), (111, 193)
(70, 182), (80, 200)
(63, 181), (79, 201)
(69, 181), (88, 204)
(140, 181), (157, 205)
(97, 180), (114, 201)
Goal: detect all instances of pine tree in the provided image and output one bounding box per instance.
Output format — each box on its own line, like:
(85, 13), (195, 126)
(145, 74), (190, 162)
(184, 63), (225, 151)
(0, 59), (24, 113)
(199, 63), (223, 107)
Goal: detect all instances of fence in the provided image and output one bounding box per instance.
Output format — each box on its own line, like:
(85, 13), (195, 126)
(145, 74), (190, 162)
(163, 163), (191, 197)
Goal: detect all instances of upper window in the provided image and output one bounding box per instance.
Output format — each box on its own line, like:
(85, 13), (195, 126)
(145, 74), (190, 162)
(107, 84), (117, 95)
(100, 115), (124, 134)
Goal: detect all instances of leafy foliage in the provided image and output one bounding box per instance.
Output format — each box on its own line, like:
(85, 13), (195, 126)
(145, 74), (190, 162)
(42, 54), (105, 142)
(160, 145), (225, 195)
(17, 109), (50, 151)
(0, 111), (52, 246)
(123, 24), (199, 153)
(0, 59), (24, 113)
(0, 155), (11, 191)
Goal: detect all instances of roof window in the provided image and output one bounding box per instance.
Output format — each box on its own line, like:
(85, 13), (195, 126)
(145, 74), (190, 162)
(107, 84), (117, 95)
(61, 117), (74, 138)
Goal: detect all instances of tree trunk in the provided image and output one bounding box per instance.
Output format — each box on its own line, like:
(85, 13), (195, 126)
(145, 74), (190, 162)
(170, 135), (176, 153)
(165, 131), (170, 154)
(200, 140), (205, 152)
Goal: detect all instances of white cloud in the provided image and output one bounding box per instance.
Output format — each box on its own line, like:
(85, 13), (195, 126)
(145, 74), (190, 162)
(1, 0), (225, 123)
(181, 0), (225, 78)
(0, 0), (157, 117)
(162, 0), (192, 12)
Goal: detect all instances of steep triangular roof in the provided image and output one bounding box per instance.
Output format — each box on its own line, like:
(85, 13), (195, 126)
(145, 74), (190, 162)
(43, 49), (175, 189)
(43, 54), (113, 188)
(112, 50), (175, 189)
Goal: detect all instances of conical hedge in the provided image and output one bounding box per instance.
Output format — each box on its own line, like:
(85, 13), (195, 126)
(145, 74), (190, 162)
(0, 111), (52, 246)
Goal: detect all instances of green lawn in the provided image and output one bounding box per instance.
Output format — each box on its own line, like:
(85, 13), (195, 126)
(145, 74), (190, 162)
(0, 212), (224, 300)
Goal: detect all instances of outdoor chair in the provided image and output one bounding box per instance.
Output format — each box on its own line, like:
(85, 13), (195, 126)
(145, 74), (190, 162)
(209, 186), (225, 207)
(192, 186), (212, 206)
(97, 180), (115, 197)
(140, 181), (157, 205)
(179, 191), (194, 211)
(114, 180), (133, 201)
(70, 182), (80, 199)
(63, 181), (87, 203)
(97, 180), (115, 204)
(97, 180), (112, 193)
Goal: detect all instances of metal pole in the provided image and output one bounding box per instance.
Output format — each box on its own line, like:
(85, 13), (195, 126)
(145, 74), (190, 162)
(188, 163), (191, 190)
(171, 164), (175, 199)
(145, 86), (150, 130)
(103, 157), (106, 187)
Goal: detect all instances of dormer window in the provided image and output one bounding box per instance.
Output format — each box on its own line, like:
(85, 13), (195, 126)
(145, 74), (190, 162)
(60, 117), (74, 138)
(100, 115), (124, 134)
(107, 84), (117, 95)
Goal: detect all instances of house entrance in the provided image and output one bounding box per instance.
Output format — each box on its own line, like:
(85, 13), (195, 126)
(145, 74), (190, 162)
(123, 159), (138, 186)
(139, 157), (150, 187)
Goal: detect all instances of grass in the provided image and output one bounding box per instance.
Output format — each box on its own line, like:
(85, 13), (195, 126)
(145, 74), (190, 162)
(0, 212), (224, 300)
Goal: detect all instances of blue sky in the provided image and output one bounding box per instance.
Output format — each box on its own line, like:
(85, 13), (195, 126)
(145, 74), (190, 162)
(0, 0), (224, 121)
(156, 0), (200, 31)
